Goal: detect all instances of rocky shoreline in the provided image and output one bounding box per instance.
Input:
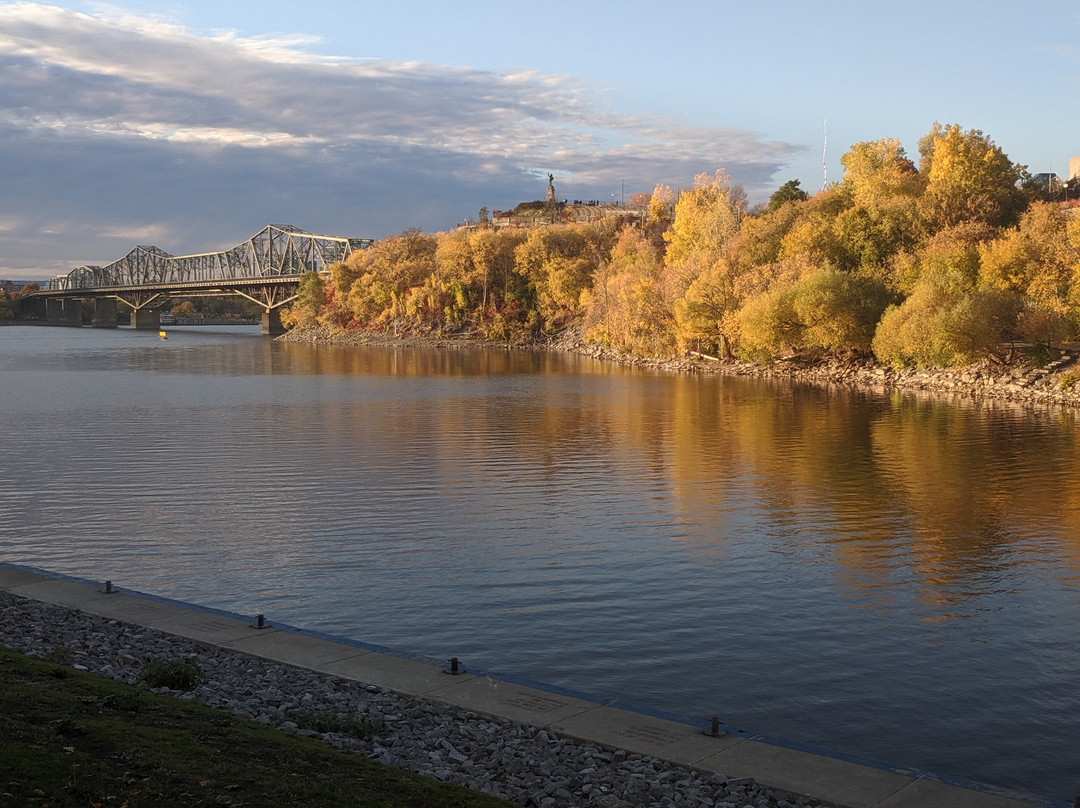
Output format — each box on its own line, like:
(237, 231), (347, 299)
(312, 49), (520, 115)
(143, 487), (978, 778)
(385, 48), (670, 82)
(280, 326), (1080, 413)
(0, 590), (828, 808)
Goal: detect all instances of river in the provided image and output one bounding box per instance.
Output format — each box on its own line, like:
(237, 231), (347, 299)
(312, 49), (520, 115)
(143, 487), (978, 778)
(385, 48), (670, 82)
(0, 323), (1077, 802)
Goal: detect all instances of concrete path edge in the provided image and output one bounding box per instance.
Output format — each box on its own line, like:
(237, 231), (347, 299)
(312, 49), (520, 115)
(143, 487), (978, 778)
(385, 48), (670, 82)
(0, 562), (1062, 808)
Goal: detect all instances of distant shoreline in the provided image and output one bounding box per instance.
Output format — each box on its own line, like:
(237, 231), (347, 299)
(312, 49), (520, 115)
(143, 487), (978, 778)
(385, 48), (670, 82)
(280, 326), (1080, 413)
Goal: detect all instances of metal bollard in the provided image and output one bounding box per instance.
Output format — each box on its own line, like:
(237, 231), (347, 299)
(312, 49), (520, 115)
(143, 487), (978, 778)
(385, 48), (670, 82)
(256, 614), (265, 629)
(703, 715), (726, 737)
(104, 580), (113, 594)
(444, 656), (464, 675)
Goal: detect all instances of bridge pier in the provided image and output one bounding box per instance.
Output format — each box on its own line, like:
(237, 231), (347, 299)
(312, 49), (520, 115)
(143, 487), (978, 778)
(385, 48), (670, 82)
(261, 308), (286, 336)
(46, 297), (82, 326)
(88, 298), (118, 328)
(130, 309), (160, 330)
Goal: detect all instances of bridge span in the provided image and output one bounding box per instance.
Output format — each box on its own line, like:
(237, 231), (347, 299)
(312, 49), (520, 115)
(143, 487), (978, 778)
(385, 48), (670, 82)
(25, 225), (372, 334)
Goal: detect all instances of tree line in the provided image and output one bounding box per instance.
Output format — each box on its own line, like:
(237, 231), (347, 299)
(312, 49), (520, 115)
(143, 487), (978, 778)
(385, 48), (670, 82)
(286, 122), (1080, 368)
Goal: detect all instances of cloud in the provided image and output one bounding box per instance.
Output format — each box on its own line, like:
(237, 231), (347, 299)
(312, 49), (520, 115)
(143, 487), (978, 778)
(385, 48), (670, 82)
(0, 2), (804, 280)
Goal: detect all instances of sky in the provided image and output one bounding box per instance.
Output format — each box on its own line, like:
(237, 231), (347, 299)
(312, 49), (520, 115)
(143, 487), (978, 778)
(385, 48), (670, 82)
(2, 1), (1079, 282)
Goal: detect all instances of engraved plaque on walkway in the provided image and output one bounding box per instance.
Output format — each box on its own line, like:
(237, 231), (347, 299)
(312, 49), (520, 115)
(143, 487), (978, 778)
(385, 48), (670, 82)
(504, 693), (568, 714)
(187, 618), (236, 632)
(611, 723), (683, 747)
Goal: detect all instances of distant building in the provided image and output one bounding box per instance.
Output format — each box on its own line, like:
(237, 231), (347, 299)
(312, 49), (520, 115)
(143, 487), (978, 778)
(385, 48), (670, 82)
(1, 279), (33, 295)
(1070, 155), (1080, 181)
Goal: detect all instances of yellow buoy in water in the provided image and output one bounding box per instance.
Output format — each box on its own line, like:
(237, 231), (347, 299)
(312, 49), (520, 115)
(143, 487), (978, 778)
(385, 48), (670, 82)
(159, 330), (167, 340)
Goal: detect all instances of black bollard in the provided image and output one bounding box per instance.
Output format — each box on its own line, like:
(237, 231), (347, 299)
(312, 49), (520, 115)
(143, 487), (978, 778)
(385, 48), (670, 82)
(104, 580), (113, 594)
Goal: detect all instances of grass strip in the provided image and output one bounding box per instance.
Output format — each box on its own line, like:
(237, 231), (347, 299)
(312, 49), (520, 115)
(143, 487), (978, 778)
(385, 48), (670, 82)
(0, 646), (510, 807)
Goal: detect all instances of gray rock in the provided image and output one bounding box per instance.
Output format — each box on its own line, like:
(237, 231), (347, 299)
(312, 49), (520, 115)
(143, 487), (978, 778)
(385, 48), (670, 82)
(0, 590), (828, 808)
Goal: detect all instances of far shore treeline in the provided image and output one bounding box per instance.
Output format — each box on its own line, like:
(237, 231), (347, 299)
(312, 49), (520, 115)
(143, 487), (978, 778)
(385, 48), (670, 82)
(286, 122), (1080, 368)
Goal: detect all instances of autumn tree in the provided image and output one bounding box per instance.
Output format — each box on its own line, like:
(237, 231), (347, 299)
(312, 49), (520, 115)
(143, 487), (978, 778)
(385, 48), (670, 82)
(431, 229), (478, 328)
(840, 138), (923, 208)
(673, 252), (742, 356)
(735, 267), (890, 361)
(872, 224), (1017, 367)
(647, 183), (675, 232)
(979, 202), (1079, 346)
(514, 222), (616, 331)
(812, 139), (922, 277)
(665, 170), (746, 272)
(661, 170), (748, 352)
(342, 229), (438, 328)
(729, 197), (806, 271)
(774, 187), (849, 268)
(582, 228), (673, 356)
(470, 227), (528, 319)
(918, 123), (1026, 232)
(170, 300), (198, 318)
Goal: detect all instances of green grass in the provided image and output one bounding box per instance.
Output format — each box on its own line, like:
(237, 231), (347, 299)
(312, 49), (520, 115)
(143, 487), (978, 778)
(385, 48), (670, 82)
(0, 646), (510, 808)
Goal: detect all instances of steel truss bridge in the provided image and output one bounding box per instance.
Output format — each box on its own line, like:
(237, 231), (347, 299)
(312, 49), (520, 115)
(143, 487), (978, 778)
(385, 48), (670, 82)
(34, 225), (372, 333)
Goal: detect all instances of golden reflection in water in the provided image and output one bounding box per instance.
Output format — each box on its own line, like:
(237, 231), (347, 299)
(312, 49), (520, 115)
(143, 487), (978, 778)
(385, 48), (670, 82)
(273, 341), (1080, 624)
(662, 375), (1080, 623)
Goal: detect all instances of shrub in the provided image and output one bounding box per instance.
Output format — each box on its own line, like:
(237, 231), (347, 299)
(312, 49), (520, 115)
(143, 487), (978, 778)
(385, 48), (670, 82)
(872, 281), (1017, 368)
(139, 656), (203, 691)
(287, 711), (385, 740)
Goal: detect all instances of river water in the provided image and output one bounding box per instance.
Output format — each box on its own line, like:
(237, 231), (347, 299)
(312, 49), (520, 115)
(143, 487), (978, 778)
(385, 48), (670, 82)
(1, 324), (1077, 801)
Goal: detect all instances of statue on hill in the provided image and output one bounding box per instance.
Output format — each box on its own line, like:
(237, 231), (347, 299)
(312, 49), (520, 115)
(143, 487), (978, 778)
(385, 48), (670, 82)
(546, 173), (556, 204)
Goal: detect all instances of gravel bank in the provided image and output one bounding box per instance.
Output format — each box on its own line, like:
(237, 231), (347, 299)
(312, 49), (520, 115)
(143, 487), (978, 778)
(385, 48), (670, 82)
(0, 590), (830, 808)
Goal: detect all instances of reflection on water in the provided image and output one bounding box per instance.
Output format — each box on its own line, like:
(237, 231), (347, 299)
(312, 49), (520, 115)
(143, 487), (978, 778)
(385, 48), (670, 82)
(1, 324), (1078, 801)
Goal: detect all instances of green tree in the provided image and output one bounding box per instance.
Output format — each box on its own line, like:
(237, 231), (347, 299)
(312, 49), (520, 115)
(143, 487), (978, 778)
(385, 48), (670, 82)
(767, 179), (808, 211)
(290, 271), (326, 330)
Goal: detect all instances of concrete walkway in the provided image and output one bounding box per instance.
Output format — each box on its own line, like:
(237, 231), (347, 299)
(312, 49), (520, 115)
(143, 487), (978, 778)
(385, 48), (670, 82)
(0, 564), (1057, 808)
